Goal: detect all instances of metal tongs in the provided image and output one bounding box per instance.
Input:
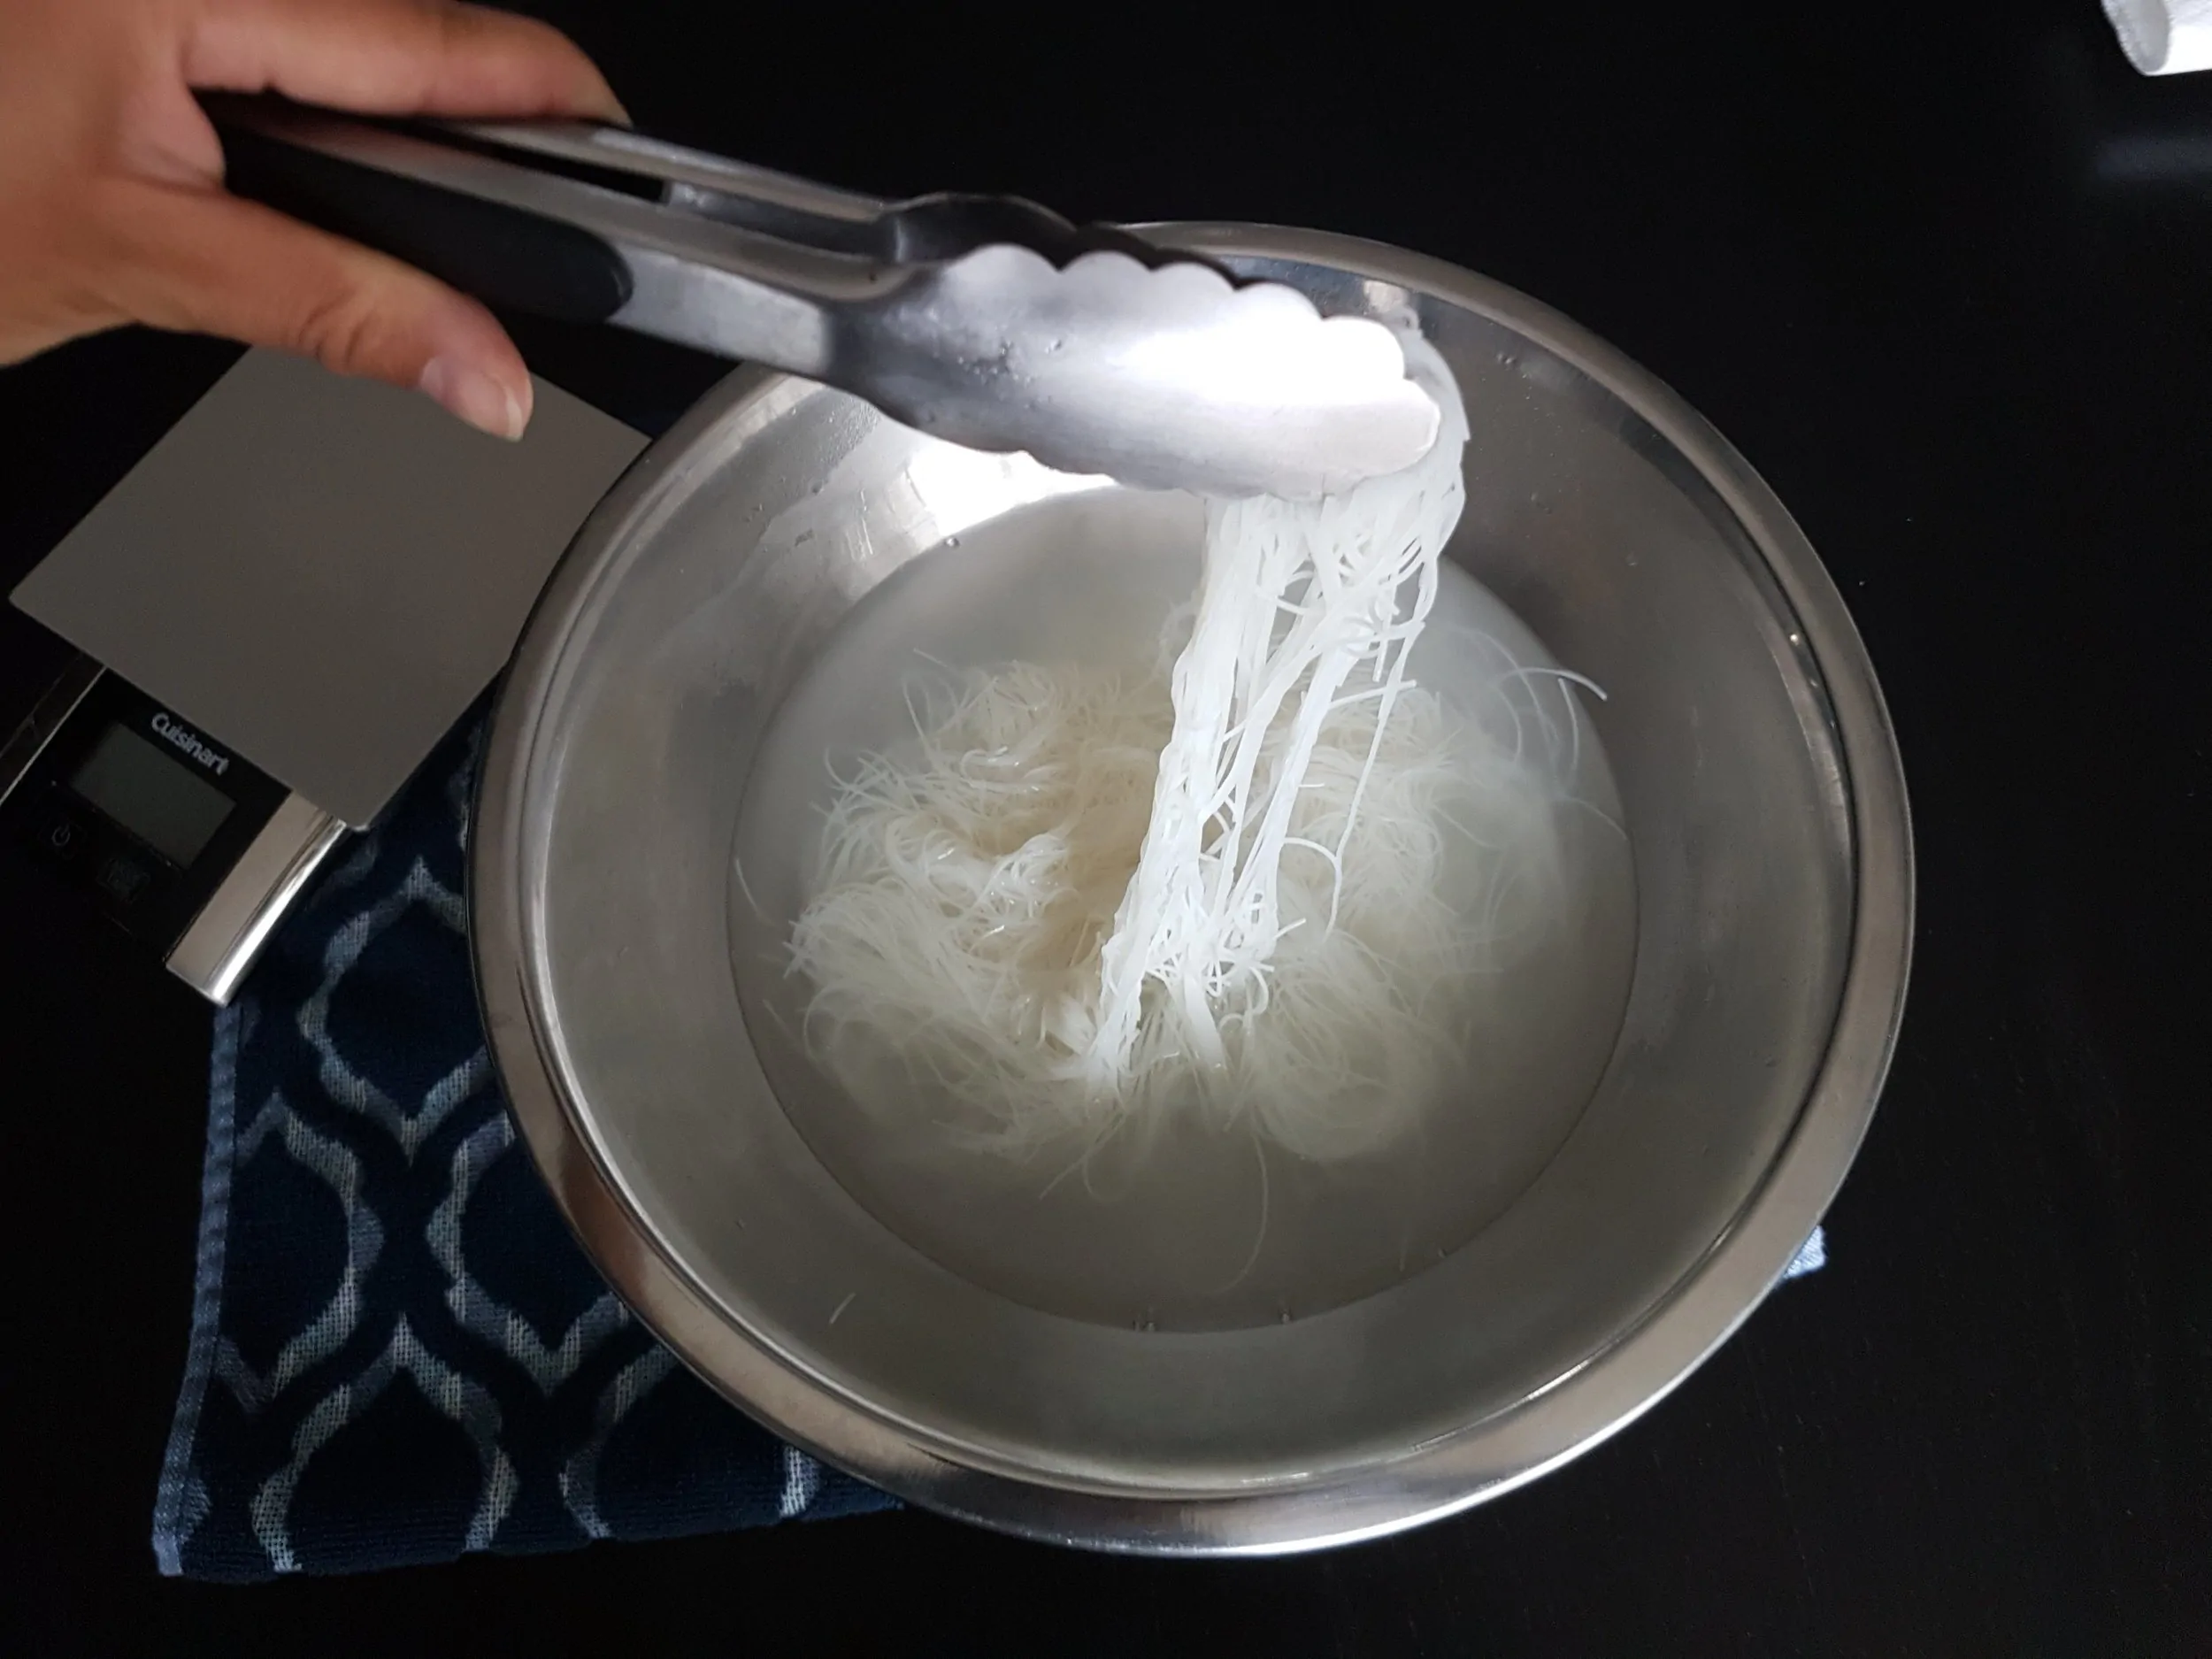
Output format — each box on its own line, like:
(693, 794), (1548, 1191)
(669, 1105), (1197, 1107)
(207, 98), (1440, 499)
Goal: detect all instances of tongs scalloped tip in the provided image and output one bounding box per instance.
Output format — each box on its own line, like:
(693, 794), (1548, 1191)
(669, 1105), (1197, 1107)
(908, 244), (1444, 500)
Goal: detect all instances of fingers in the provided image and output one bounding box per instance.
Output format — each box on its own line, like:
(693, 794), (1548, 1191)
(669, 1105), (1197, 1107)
(96, 178), (534, 437)
(183, 0), (626, 123)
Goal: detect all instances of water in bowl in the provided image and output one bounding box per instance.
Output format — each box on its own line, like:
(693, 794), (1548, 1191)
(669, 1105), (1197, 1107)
(730, 491), (1636, 1332)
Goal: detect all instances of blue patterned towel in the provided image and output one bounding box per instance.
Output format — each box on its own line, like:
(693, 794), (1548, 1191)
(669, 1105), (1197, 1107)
(152, 699), (1830, 1583)
(151, 714), (892, 1581)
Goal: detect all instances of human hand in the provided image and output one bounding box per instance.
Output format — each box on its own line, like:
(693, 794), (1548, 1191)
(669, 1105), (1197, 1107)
(0, 0), (624, 437)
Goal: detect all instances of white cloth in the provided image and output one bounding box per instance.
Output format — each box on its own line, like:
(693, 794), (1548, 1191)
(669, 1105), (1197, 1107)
(2103, 0), (2212, 74)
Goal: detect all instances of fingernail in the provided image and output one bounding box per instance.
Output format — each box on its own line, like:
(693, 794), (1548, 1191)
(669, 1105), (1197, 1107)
(419, 357), (530, 441)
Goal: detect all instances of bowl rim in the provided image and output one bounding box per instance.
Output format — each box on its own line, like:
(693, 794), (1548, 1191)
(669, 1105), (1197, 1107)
(472, 222), (1915, 1555)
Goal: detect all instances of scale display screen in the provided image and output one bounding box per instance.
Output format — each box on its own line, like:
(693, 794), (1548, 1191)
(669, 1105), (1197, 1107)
(65, 722), (234, 865)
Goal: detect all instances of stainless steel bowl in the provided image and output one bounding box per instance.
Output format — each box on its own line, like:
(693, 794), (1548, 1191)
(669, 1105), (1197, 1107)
(473, 225), (1912, 1552)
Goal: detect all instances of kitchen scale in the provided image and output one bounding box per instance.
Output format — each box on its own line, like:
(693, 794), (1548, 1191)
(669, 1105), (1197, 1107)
(0, 349), (644, 1002)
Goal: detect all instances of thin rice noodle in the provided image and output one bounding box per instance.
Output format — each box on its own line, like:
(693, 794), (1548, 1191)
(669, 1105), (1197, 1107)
(788, 338), (1561, 1162)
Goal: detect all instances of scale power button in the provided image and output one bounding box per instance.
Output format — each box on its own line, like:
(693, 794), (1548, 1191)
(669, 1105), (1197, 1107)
(32, 805), (87, 864)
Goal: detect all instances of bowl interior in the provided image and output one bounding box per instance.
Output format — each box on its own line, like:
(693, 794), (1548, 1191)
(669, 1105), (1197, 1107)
(506, 256), (1855, 1490)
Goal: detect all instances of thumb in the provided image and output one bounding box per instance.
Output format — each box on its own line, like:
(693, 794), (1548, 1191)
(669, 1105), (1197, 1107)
(96, 179), (534, 438)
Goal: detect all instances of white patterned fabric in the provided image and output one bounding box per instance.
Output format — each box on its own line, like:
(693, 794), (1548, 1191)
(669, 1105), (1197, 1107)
(152, 716), (889, 1581)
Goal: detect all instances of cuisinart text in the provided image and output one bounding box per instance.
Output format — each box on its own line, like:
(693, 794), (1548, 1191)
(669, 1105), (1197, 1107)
(150, 711), (230, 776)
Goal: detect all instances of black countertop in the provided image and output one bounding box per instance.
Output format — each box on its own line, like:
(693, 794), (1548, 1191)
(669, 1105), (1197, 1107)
(4, 1), (2208, 1652)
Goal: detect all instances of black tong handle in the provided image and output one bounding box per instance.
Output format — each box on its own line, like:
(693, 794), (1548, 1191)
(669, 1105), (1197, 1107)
(206, 95), (634, 325)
